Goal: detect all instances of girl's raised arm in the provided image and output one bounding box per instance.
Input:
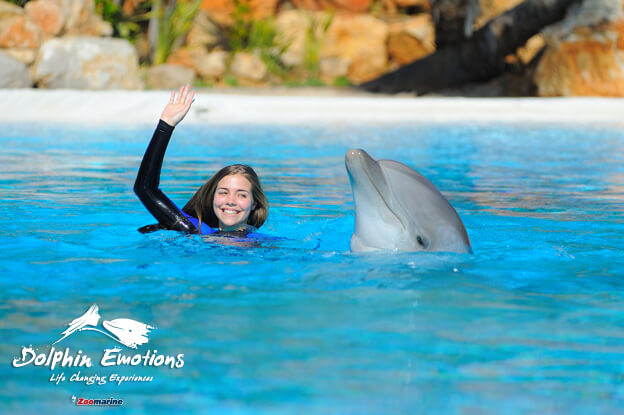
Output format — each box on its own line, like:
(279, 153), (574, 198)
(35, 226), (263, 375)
(133, 85), (198, 234)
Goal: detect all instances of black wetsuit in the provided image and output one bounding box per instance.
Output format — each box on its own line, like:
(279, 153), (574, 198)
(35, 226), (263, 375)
(134, 120), (200, 234)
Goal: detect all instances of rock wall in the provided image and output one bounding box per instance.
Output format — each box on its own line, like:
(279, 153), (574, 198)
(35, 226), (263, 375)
(0, 0), (141, 89)
(176, 1), (437, 86)
(1, 0), (623, 96)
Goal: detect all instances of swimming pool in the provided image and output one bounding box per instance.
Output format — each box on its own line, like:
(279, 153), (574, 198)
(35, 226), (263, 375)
(1, 119), (623, 414)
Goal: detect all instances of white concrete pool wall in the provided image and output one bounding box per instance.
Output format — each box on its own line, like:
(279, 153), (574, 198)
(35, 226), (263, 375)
(2, 89), (624, 125)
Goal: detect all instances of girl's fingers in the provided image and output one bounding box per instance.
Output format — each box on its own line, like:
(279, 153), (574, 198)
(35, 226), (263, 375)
(182, 85), (188, 101)
(169, 90), (175, 104)
(184, 89), (195, 105)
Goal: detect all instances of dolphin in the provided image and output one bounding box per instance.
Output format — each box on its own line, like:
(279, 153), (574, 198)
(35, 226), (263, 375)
(102, 318), (154, 349)
(345, 149), (471, 253)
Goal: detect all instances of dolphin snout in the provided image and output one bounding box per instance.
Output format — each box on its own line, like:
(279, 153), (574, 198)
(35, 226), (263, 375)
(345, 148), (375, 170)
(345, 148), (386, 193)
(345, 148), (364, 161)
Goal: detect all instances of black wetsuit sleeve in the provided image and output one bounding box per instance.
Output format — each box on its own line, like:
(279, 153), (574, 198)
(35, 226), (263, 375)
(134, 120), (196, 233)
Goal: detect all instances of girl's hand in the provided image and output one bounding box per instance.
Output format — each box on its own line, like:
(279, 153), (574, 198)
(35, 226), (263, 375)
(160, 85), (196, 127)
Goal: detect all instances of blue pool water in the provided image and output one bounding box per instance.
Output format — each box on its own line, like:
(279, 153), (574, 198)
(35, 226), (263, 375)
(1, 120), (624, 414)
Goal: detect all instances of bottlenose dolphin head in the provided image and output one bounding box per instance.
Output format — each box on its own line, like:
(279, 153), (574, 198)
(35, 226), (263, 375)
(345, 149), (471, 253)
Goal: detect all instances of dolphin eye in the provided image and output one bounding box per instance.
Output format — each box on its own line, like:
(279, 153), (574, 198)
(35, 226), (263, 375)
(417, 236), (427, 249)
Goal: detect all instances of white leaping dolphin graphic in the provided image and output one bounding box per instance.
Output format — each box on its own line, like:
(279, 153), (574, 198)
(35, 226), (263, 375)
(345, 149), (472, 253)
(53, 304), (154, 349)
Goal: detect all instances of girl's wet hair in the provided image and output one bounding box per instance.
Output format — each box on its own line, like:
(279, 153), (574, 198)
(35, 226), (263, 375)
(182, 164), (268, 232)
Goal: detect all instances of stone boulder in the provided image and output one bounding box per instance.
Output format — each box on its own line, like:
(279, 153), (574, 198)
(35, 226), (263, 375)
(3, 48), (36, 64)
(320, 14), (388, 84)
(535, 20), (624, 96)
(275, 9), (310, 67)
(166, 46), (205, 71)
(186, 9), (220, 49)
(144, 64), (195, 90)
(198, 50), (228, 80)
(275, 10), (330, 68)
(166, 46), (228, 81)
(388, 14), (435, 65)
(25, 0), (64, 37)
(32, 36), (142, 89)
(230, 51), (267, 82)
(0, 50), (32, 87)
(58, 0), (112, 36)
(0, 15), (42, 49)
(0, 4), (42, 63)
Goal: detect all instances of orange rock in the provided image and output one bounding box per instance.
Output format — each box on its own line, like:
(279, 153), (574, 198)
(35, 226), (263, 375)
(535, 21), (624, 96)
(332, 0), (372, 12)
(166, 46), (211, 73)
(0, 16), (42, 49)
(25, 0), (64, 37)
(321, 14), (388, 84)
(249, 0), (278, 18)
(292, 0), (372, 13)
(388, 14), (435, 65)
(200, 0), (278, 26)
(291, 0), (321, 10)
(515, 33), (545, 65)
(200, 0), (234, 26)
(166, 46), (229, 80)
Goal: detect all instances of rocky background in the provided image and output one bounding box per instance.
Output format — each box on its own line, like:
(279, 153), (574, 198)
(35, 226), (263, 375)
(0, 0), (622, 96)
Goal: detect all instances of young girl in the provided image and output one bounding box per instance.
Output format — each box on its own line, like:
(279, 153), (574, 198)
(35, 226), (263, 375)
(134, 85), (268, 235)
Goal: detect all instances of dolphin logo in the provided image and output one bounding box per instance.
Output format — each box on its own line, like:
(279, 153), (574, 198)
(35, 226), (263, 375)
(345, 149), (471, 253)
(53, 305), (154, 349)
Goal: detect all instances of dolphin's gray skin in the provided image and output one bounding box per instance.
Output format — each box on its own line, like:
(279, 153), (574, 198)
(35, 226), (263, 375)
(345, 149), (471, 253)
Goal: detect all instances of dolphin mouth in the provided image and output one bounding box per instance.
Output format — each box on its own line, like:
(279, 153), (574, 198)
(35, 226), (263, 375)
(345, 149), (406, 231)
(102, 320), (122, 331)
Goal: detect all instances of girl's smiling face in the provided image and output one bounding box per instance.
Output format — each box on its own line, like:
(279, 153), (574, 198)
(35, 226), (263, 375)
(212, 174), (256, 231)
